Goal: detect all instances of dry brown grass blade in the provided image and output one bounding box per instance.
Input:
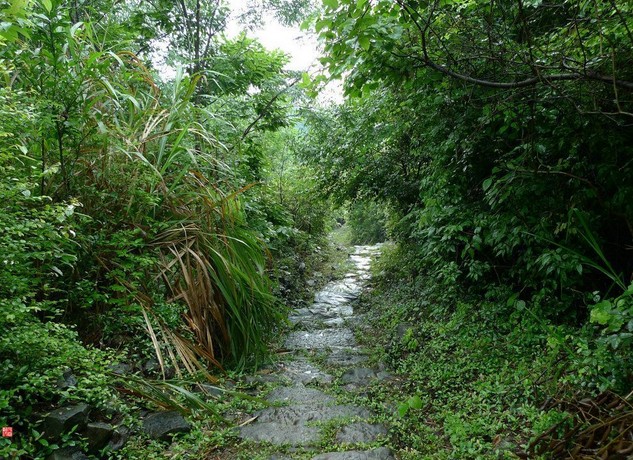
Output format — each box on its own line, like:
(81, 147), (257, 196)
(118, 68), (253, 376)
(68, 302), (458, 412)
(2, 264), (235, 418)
(527, 391), (633, 458)
(141, 308), (168, 380)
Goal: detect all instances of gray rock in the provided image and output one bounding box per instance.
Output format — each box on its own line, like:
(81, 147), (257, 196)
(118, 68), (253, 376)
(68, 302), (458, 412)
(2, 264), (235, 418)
(142, 411), (190, 441)
(85, 422), (113, 452)
(326, 349), (369, 367)
(43, 404), (90, 439)
(282, 360), (333, 385)
(46, 447), (89, 460)
(341, 368), (377, 385)
(266, 385), (334, 405)
(245, 373), (283, 385)
(285, 328), (356, 350)
(335, 422), (388, 444)
(240, 422), (321, 446)
(106, 426), (129, 451)
(198, 383), (225, 397)
(395, 323), (414, 341)
(312, 447), (394, 460)
(56, 368), (77, 389)
(109, 363), (132, 375)
(143, 359), (159, 374)
(240, 403), (372, 447)
(254, 404), (371, 425)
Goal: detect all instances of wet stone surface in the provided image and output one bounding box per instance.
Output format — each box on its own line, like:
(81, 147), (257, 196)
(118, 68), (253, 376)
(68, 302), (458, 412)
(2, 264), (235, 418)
(239, 245), (392, 458)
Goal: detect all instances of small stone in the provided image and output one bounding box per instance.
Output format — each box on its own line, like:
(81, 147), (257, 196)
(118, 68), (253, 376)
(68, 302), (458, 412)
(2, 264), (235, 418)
(109, 363), (132, 375)
(43, 404), (90, 439)
(142, 411), (190, 441)
(56, 368), (77, 389)
(143, 359), (159, 374)
(85, 422), (113, 452)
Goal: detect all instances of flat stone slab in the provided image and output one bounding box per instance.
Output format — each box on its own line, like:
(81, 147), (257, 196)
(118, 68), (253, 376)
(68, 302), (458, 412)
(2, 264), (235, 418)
(326, 349), (369, 367)
(239, 403), (373, 447)
(312, 447), (394, 460)
(253, 404), (371, 425)
(285, 328), (356, 350)
(280, 360), (333, 385)
(240, 422), (321, 446)
(267, 386), (334, 405)
(336, 422), (388, 443)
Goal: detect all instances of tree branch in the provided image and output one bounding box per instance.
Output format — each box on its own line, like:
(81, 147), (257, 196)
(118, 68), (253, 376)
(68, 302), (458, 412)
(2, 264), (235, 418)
(240, 77), (300, 141)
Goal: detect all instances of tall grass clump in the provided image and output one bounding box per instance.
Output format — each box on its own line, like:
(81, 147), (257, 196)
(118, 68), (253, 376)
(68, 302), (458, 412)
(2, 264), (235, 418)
(71, 50), (283, 372)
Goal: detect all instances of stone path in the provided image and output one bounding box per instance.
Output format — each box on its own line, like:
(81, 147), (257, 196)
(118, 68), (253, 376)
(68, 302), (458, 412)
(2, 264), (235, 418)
(238, 245), (395, 459)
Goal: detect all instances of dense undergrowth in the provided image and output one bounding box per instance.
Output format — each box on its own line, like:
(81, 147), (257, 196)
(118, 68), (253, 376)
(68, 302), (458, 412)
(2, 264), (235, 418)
(2, 0), (632, 458)
(354, 242), (632, 459)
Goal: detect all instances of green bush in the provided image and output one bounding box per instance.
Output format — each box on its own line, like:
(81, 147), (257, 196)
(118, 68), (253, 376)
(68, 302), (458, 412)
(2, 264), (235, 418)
(347, 200), (387, 245)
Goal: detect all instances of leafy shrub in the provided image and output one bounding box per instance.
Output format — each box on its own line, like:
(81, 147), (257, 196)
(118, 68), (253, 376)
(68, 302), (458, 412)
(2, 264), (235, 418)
(347, 200), (387, 245)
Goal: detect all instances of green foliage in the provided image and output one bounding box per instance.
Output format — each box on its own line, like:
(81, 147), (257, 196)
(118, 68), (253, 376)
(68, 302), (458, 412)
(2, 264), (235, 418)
(0, 89), (120, 459)
(360, 248), (569, 458)
(347, 200), (387, 245)
(0, 1), (319, 457)
(302, 0), (633, 403)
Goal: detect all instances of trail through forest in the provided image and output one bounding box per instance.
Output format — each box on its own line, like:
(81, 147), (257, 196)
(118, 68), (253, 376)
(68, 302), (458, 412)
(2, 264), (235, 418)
(234, 245), (394, 459)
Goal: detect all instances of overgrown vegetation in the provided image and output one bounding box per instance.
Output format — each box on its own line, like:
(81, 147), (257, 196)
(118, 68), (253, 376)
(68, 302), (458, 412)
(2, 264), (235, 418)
(298, 0), (633, 456)
(1, 0), (632, 457)
(0, 0), (325, 458)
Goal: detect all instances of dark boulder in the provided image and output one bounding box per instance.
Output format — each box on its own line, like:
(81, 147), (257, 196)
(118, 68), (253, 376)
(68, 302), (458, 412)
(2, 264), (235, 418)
(46, 447), (89, 460)
(42, 404), (90, 439)
(85, 422), (114, 452)
(142, 411), (190, 441)
(106, 426), (130, 451)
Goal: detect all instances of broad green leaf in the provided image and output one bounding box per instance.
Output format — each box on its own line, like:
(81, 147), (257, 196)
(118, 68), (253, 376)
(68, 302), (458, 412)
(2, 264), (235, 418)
(590, 300), (612, 325)
(408, 395), (423, 410)
(8, 0), (29, 15)
(358, 36), (370, 51)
